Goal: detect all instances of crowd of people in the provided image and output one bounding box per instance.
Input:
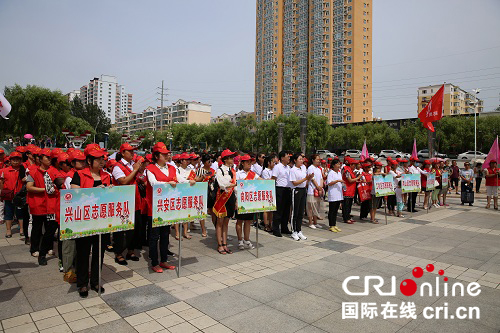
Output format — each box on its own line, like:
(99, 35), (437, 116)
(0, 144), (498, 299)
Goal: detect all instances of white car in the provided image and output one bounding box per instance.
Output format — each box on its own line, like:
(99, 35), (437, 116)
(457, 151), (487, 160)
(343, 149), (362, 159)
(379, 150), (404, 159)
(316, 150), (337, 159)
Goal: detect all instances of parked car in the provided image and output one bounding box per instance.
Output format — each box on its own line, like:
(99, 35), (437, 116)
(417, 149), (447, 159)
(315, 150), (337, 159)
(379, 150), (404, 159)
(457, 151), (487, 160)
(342, 149), (362, 159)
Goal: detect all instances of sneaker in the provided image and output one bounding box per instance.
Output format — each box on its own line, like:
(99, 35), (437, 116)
(227, 236), (233, 241)
(244, 240), (255, 249)
(329, 226), (339, 233)
(291, 232), (300, 241)
(334, 226), (342, 232)
(31, 251), (39, 257)
(48, 250), (55, 256)
(238, 241), (245, 250)
(152, 265), (163, 273)
(297, 231), (307, 240)
(315, 224), (322, 229)
(309, 224), (317, 229)
(159, 262), (176, 270)
(38, 256), (47, 266)
(58, 260), (63, 272)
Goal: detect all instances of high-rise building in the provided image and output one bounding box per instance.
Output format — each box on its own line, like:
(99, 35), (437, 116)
(79, 75), (133, 124)
(254, 0), (372, 124)
(418, 83), (484, 116)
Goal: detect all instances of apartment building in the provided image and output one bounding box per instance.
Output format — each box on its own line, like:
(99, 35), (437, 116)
(418, 83), (484, 116)
(211, 110), (254, 125)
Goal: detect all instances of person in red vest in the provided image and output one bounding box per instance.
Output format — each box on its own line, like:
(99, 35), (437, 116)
(418, 160), (432, 210)
(342, 158), (362, 224)
(55, 152), (71, 273)
(358, 163), (373, 221)
(484, 160), (499, 210)
(111, 143), (142, 265)
(145, 142), (178, 273)
(0, 152), (25, 238)
(70, 144), (110, 297)
(26, 148), (64, 265)
(0, 149), (5, 169)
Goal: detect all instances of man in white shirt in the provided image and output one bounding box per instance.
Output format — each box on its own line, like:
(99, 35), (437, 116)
(271, 151), (292, 237)
(407, 157), (420, 212)
(251, 153), (265, 177)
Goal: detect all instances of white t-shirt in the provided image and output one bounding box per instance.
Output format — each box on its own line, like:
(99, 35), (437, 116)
(251, 163), (263, 177)
(211, 161), (219, 171)
(176, 166), (191, 183)
(272, 162), (290, 187)
(327, 170), (343, 202)
(236, 169), (258, 181)
(307, 165), (323, 196)
(261, 168), (273, 180)
(389, 170), (400, 188)
(112, 160), (133, 181)
(289, 166), (307, 189)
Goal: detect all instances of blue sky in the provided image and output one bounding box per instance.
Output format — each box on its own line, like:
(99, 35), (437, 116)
(1, 0), (499, 119)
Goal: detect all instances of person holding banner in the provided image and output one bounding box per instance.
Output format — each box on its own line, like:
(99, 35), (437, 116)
(370, 162), (384, 223)
(195, 154), (215, 234)
(26, 148), (64, 265)
(112, 143), (143, 265)
(358, 163), (373, 221)
(70, 145), (110, 297)
(145, 142), (178, 273)
(419, 160), (432, 210)
(214, 149), (238, 254)
(484, 160), (499, 210)
(327, 159), (344, 231)
(289, 153), (314, 240)
(439, 161), (449, 207)
(388, 160), (404, 217)
(431, 161), (442, 208)
(407, 157), (420, 213)
(175, 153), (197, 240)
(235, 154), (260, 249)
(271, 151), (292, 236)
(342, 158), (362, 224)
(261, 155), (275, 232)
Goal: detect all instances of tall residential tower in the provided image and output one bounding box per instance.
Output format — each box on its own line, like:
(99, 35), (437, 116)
(255, 0), (372, 124)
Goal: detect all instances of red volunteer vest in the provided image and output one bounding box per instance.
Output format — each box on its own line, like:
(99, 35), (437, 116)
(115, 161), (141, 210)
(342, 166), (356, 197)
(421, 168), (431, 187)
(485, 168), (499, 186)
(146, 164), (178, 216)
(76, 168), (111, 189)
(27, 165), (62, 216)
(1, 166), (23, 194)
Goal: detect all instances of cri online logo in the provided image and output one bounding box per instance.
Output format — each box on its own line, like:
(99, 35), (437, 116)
(343, 264), (481, 297)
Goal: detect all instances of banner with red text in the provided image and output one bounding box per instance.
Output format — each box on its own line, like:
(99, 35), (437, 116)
(237, 179), (276, 213)
(401, 174), (421, 193)
(60, 185), (136, 240)
(373, 175), (395, 197)
(152, 182), (208, 227)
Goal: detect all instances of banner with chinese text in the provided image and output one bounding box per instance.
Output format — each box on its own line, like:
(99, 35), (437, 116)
(441, 171), (449, 187)
(237, 179), (277, 213)
(373, 175), (395, 197)
(401, 174), (421, 193)
(152, 183), (208, 227)
(426, 173), (436, 191)
(60, 185), (136, 240)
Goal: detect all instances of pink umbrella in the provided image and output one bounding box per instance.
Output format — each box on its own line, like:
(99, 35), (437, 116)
(430, 157), (444, 163)
(24, 134), (33, 139)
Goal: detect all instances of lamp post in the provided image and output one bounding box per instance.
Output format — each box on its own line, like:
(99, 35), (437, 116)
(299, 112), (307, 154)
(277, 122), (285, 152)
(472, 88), (481, 160)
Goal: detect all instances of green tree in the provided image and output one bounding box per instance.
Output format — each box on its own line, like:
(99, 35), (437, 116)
(70, 99), (111, 142)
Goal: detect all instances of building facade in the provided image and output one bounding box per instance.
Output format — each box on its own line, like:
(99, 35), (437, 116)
(79, 75), (132, 124)
(211, 110), (254, 125)
(254, 0), (372, 124)
(417, 84), (484, 116)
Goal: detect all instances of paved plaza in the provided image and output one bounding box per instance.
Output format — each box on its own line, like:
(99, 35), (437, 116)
(0, 192), (499, 333)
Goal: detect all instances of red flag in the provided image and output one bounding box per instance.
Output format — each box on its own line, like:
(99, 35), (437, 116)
(418, 84), (444, 132)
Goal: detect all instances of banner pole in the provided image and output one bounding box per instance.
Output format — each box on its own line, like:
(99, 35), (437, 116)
(384, 201), (388, 225)
(255, 214), (259, 258)
(177, 223), (182, 278)
(98, 234), (102, 297)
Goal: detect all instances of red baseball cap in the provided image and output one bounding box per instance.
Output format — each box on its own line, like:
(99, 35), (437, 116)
(57, 152), (70, 163)
(15, 146), (26, 153)
(106, 159), (117, 169)
(410, 157), (418, 161)
(50, 148), (63, 159)
(362, 163), (371, 168)
(27, 144), (37, 153)
(145, 154), (153, 163)
(39, 148), (51, 157)
(172, 154), (180, 161)
(374, 161), (383, 166)
(9, 151), (22, 159)
(120, 143), (136, 153)
(387, 156), (392, 161)
(390, 160), (399, 165)
(221, 149), (236, 159)
(67, 147), (75, 153)
(152, 142), (170, 154)
(178, 152), (191, 160)
(327, 157), (332, 161)
(351, 159), (360, 164)
(85, 145), (106, 157)
(189, 153), (199, 160)
(32, 147), (42, 155)
(396, 158), (402, 163)
(69, 150), (85, 162)
(239, 154), (254, 162)
(423, 160), (431, 165)
(0, 149), (4, 155)
(401, 159), (408, 163)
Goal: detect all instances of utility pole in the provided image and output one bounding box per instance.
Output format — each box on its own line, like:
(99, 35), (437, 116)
(157, 80), (168, 132)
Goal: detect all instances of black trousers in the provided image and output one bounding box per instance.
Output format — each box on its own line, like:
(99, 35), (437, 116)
(21, 206), (29, 239)
(451, 178), (459, 190)
(141, 214), (149, 246)
(342, 197), (353, 222)
(273, 186), (292, 233)
(475, 178), (482, 193)
(360, 200), (370, 219)
(387, 195), (397, 211)
(132, 210), (144, 250)
(147, 217), (170, 267)
(328, 201), (342, 226)
(291, 188), (306, 233)
(407, 192), (418, 212)
(75, 234), (107, 288)
(30, 215), (57, 257)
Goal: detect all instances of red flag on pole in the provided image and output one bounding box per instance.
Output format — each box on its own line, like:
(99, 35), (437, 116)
(418, 84), (444, 132)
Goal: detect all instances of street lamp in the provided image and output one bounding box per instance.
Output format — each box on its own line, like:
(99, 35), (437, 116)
(277, 122), (285, 152)
(472, 88), (481, 160)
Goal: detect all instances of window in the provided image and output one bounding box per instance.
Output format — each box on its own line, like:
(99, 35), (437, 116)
(422, 90), (427, 94)
(346, 108), (351, 113)
(347, 116), (352, 121)
(348, 39), (352, 45)
(346, 99), (352, 104)
(346, 82), (352, 87)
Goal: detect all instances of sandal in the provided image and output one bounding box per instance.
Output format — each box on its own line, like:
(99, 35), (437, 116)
(114, 256), (128, 265)
(183, 234), (192, 240)
(217, 244), (227, 255)
(5, 234), (12, 238)
(201, 232), (207, 237)
(371, 220), (379, 224)
(222, 244), (233, 254)
(174, 235), (180, 241)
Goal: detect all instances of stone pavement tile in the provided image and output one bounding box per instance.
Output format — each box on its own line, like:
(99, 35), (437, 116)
(79, 296), (105, 308)
(312, 309), (402, 333)
(397, 247), (443, 260)
(434, 253), (485, 270)
(221, 304), (308, 333)
(170, 289), (199, 301)
(103, 284), (179, 317)
(365, 241), (408, 253)
(230, 277), (297, 303)
(303, 278), (363, 304)
(0, 276), (19, 292)
(61, 308), (90, 323)
(155, 313), (185, 328)
(92, 310), (121, 325)
(67, 317), (98, 332)
(56, 301), (83, 314)
(4, 322), (37, 333)
(188, 315), (218, 330)
(134, 266), (194, 284)
(406, 315), (497, 333)
(124, 312), (152, 326)
(15, 270), (67, 292)
(321, 252), (373, 268)
(166, 301), (193, 313)
(176, 307), (205, 321)
(186, 288), (261, 321)
(168, 321), (199, 333)
(85, 303), (113, 316)
(0, 287), (33, 320)
(39, 323), (71, 333)
(449, 247), (497, 262)
(30, 307), (58, 322)
(400, 219), (431, 225)
(357, 260), (414, 278)
(26, 283), (82, 311)
(34, 315), (65, 330)
(294, 325), (328, 333)
(299, 259), (352, 278)
(267, 268), (328, 289)
(267, 290), (341, 324)
(202, 323), (233, 333)
(181, 255), (227, 273)
(1, 314), (32, 330)
(146, 306), (173, 319)
(134, 319), (165, 333)
(437, 297), (500, 330)
(76, 319), (136, 333)
(313, 240), (359, 252)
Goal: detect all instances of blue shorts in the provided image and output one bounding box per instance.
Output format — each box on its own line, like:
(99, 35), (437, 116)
(3, 201), (23, 221)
